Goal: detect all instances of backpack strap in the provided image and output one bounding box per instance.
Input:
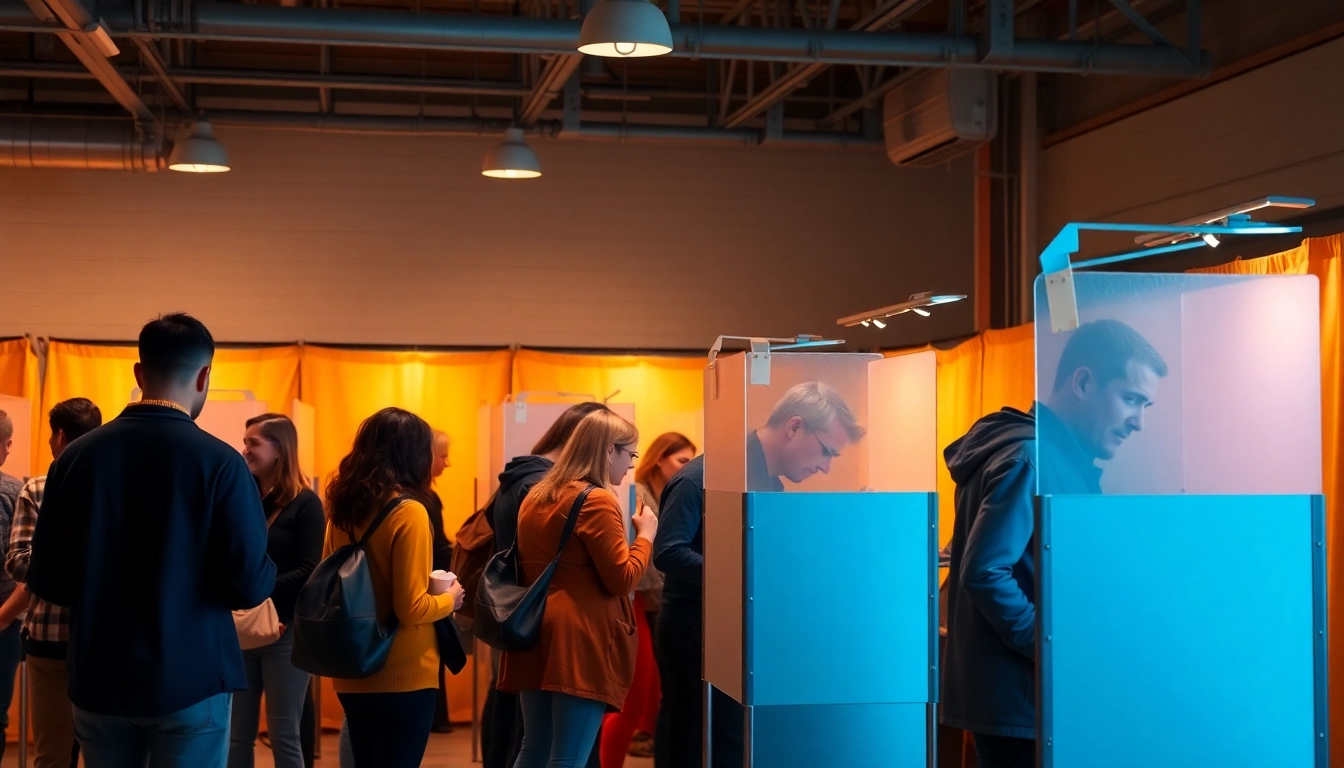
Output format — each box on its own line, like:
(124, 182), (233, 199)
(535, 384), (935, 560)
(551, 485), (595, 561)
(358, 496), (411, 547)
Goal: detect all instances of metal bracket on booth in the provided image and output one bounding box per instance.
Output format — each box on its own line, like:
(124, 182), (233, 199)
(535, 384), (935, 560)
(707, 334), (845, 398)
(1038, 197), (1313, 334)
(508, 391), (597, 423)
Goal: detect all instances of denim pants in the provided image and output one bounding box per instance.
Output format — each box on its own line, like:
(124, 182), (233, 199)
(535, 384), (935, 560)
(228, 629), (311, 768)
(73, 692), (232, 768)
(514, 691), (606, 768)
(339, 689), (437, 768)
(0, 620), (23, 763)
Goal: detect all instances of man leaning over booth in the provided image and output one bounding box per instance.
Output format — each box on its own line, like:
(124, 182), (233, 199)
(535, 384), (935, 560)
(746, 381), (865, 492)
(941, 319), (1167, 768)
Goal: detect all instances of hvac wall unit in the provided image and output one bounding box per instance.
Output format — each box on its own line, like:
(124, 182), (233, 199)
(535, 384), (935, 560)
(883, 69), (997, 168)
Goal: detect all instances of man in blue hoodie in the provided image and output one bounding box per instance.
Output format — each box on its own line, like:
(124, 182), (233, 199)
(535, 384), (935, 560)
(941, 319), (1167, 768)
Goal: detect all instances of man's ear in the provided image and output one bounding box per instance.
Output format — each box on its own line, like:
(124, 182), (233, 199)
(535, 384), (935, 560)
(195, 365), (212, 394)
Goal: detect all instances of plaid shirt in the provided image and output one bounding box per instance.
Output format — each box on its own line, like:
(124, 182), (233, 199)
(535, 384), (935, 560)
(8, 475), (67, 644)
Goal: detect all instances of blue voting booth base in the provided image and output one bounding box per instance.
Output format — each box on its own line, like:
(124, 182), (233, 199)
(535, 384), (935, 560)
(1037, 494), (1327, 768)
(705, 491), (937, 768)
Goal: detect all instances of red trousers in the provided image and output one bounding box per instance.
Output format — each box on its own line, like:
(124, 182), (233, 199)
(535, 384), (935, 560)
(600, 594), (661, 768)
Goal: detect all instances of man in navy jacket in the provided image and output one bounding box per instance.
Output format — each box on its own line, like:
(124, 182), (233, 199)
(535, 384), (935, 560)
(941, 320), (1167, 768)
(30, 313), (276, 768)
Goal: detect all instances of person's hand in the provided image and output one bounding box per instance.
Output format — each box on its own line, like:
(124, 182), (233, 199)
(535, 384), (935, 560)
(277, 623), (286, 635)
(632, 505), (659, 542)
(447, 580), (466, 612)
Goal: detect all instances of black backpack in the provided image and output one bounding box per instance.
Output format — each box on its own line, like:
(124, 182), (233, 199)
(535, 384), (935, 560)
(291, 496), (406, 679)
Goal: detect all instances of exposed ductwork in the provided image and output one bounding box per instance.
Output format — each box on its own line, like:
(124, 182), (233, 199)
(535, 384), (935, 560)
(163, 3), (1208, 77)
(0, 116), (163, 170)
(0, 1), (1207, 79)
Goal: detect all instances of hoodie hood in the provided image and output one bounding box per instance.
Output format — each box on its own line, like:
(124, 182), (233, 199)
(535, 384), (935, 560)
(944, 406), (1036, 485)
(498, 454), (554, 491)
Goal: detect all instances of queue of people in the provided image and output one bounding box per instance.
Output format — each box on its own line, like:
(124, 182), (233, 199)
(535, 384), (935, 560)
(0, 309), (1168, 768)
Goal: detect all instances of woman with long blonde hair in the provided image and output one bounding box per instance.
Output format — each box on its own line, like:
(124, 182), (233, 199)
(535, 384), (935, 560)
(602, 432), (696, 766)
(498, 410), (658, 768)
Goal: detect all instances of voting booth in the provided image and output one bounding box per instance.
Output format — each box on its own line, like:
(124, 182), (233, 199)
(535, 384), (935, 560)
(1033, 271), (1327, 768)
(703, 349), (939, 768)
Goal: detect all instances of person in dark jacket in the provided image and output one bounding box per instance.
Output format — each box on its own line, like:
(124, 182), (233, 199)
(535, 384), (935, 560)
(941, 319), (1166, 768)
(229, 413), (325, 768)
(481, 401), (611, 768)
(29, 313), (277, 768)
(651, 455), (744, 768)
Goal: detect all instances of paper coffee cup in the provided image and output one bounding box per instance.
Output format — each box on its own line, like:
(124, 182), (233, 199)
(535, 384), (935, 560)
(429, 570), (457, 595)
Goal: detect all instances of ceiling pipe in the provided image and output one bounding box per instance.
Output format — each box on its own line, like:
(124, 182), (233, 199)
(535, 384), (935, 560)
(6, 1), (1208, 78)
(203, 110), (880, 151)
(0, 115), (163, 170)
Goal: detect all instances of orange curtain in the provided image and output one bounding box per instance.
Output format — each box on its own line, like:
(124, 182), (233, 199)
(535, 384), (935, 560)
(298, 345), (513, 727)
(0, 338), (41, 477)
(933, 338), (984, 548)
(1193, 235), (1344, 757)
(39, 343), (301, 469)
(981, 324), (1036, 414)
(510, 349), (707, 457)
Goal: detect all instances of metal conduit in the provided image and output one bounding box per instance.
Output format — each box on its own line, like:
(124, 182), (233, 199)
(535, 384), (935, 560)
(0, 115), (162, 170)
(204, 110), (883, 150)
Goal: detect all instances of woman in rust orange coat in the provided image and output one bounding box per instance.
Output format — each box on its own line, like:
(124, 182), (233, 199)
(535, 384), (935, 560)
(498, 409), (658, 768)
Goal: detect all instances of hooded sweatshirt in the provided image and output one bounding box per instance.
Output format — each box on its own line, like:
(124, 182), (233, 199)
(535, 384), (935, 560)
(491, 455), (555, 555)
(940, 404), (1101, 739)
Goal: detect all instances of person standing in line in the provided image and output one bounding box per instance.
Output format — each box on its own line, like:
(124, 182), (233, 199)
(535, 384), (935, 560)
(603, 432), (695, 767)
(323, 408), (465, 768)
(428, 428), (457, 734)
(0, 410), (26, 766)
(228, 413), (326, 768)
(28, 313), (277, 768)
(5, 398), (102, 768)
(498, 409), (657, 768)
(481, 401), (612, 768)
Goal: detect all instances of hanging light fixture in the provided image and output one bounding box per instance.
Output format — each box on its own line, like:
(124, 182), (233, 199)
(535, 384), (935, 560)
(578, 0), (673, 58)
(836, 292), (967, 328)
(482, 127), (542, 179)
(167, 119), (230, 173)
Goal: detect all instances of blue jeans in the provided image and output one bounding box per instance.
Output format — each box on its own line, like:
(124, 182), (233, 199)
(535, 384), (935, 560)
(514, 691), (606, 768)
(73, 692), (233, 768)
(228, 629), (310, 768)
(0, 619), (23, 762)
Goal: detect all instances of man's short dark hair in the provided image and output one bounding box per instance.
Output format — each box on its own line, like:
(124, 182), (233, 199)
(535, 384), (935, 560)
(49, 398), (102, 443)
(1051, 319), (1169, 393)
(139, 313), (215, 385)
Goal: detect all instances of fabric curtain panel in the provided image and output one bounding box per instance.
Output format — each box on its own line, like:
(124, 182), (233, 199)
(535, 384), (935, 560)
(0, 337), (42, 477)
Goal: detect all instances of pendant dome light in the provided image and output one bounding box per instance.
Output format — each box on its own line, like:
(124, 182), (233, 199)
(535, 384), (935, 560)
(578, 0), (674, 58)
(481, 127), (542, 179)
(167, 118), (230, 173)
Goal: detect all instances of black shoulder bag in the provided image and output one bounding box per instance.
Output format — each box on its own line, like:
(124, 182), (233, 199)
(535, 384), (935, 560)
(475, 485), (594, 652)
(291, 496), (406, 679)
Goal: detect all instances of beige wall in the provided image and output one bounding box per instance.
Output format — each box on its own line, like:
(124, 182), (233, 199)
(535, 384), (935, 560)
(0, 130), (973, 351)
(1040, 36), (1344, 259)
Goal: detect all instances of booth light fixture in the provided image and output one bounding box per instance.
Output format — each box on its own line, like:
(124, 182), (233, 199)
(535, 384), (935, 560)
(482, 127), (542, 179)
(1134, 196), (1315, 248)
(168, 119), (230, 173)
(836, 292), (966, 329)
(578, 0), (674, 58)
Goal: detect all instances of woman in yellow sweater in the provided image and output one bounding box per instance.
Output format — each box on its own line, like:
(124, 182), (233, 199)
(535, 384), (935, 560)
(322, 407), (466, 768)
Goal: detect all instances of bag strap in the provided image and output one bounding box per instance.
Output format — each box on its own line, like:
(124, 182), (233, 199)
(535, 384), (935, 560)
(551, 485), (595, 562)
(358, 495), (411, 547)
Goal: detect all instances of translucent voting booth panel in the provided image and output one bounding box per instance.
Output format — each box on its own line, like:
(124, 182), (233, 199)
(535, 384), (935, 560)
(1033, 272), (1326, 768)
(194, 393), (269, 452)
(704, 352), (938, 768)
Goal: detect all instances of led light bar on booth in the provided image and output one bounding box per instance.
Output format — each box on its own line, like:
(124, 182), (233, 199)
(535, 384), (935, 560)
(836, 292), (966, 329)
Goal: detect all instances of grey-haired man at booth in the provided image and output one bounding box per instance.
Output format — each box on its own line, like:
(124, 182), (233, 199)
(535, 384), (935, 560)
(746, 381), (866, 492)
(941, 319), (1168, 768)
